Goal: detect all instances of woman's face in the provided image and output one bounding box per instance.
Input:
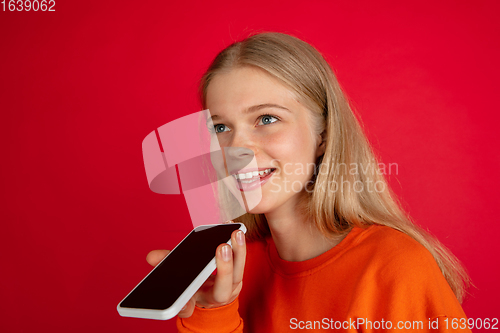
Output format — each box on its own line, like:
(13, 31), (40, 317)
(206, 66), (324, 215)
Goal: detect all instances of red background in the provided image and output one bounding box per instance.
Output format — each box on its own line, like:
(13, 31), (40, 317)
(1, 0), (499, 332)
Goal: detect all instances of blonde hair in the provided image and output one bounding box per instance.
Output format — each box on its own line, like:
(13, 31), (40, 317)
(200, 32), (470, 303)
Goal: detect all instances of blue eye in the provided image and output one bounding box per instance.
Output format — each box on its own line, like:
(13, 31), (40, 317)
(258, 115), (279, 126)
(213, 124), (231, 133)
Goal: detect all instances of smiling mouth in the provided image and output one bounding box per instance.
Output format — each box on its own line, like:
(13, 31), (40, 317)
(232, 168), (276, 183)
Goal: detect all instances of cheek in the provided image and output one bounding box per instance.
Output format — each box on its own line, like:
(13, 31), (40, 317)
(260, 125), (317, 172)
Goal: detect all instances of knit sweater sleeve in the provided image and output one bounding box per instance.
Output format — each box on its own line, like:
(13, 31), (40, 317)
(176, 298), (243, 333)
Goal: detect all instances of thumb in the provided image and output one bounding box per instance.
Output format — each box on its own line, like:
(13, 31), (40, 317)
(146, 249), (170, 266)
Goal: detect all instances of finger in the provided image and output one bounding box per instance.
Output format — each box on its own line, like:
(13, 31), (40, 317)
(212, 244), (234, 303)
(178, 297), (196, 318)
(231, 230), (246, 284)
(146, 249), (170, 266)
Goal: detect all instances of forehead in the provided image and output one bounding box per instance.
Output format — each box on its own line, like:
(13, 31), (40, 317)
(206, 66), (298, 113)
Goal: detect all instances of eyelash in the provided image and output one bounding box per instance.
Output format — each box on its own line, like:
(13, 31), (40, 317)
(211, 114), (280, 134)
(257, 114), (280, 126)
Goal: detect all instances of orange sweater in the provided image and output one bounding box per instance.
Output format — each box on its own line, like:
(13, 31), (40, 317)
(177, 225), (470, 332)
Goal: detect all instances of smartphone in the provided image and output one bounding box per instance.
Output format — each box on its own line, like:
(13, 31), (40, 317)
(117, 223), (246, 320)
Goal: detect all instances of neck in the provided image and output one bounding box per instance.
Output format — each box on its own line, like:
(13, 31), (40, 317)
(264, 194), (345, 262)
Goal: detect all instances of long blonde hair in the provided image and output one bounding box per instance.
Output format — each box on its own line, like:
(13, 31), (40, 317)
(199, 32), (470, 303)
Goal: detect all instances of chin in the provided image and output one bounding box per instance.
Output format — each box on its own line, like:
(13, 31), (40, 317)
(246, 202), (274, 215)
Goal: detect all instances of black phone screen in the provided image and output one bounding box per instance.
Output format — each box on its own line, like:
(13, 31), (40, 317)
(119, 223), (241, 310)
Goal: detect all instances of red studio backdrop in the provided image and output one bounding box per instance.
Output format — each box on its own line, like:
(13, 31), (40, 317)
(1, 0), (499, 332)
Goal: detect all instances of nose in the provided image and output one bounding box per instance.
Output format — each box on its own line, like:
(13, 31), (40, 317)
(224, 130), (258, 173)
(225, 127), (258, 157)
(225, 146), (253, 159)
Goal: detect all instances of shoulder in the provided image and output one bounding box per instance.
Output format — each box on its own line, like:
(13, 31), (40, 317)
(349, 225), (463, 307)
(344, 224), (447, 286)
(354, 224), (424, 250)
(353, 224), (435, 263)
(338, 225), (468, 323)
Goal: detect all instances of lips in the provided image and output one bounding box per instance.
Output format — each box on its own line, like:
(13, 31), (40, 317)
(231, 168), (276, 191)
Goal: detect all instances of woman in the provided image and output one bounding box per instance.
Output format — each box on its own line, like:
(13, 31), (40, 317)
(147, 32), (470, 332)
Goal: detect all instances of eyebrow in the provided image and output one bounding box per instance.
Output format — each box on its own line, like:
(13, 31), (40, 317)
(245, 103), (290, 114)
(208, 103), (290, 122)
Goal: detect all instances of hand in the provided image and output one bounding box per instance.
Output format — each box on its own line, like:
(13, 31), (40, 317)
(146, 229), (246, 318)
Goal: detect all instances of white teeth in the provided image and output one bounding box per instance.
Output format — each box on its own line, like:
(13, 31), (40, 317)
(233, 168), (274, 180)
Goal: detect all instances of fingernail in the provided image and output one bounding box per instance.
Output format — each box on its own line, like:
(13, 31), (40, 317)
(221, 245), (231, 262)
(181, 304), (187, 311)
(236, 231), (245, 246)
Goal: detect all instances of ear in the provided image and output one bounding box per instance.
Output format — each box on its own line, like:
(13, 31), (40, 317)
(315, 131), (326, 158)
